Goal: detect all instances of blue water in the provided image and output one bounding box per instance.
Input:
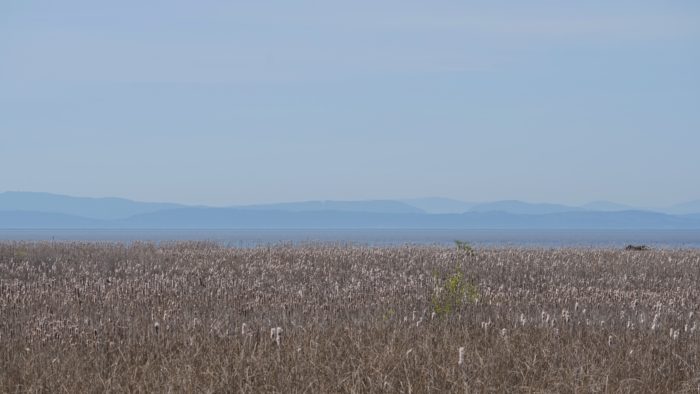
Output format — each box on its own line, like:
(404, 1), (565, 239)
(0, 229), (699, 248)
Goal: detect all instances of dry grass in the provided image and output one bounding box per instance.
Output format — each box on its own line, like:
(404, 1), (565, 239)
(1, 242), (699, 392)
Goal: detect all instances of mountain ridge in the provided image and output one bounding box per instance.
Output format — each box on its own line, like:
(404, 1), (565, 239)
(0, 191), (185, 220)
(665, 200), (700, 215)
(400, 197), (475, 214)
(234, 200), (424, 214)
(467, 200), (583, 215)
(2, 208), (700, 230)
(1, 192), (700, 229)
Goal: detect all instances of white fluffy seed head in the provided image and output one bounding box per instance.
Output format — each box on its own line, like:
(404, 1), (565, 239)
(669, 328), (680, 340)
(458, 347), (465, 365)
(274, 327), (283, 346)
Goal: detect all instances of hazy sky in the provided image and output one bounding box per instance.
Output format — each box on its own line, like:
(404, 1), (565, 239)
(2, 1), (699, 207)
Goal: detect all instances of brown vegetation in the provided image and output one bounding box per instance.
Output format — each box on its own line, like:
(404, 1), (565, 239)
(625, 244), (650, 251)
(1, 242), (699, 392)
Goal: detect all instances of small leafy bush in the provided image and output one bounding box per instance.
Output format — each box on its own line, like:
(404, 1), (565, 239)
(432, 267), (479, 316)
(382, 308), (395, 321)
(454, 240), (475, 255)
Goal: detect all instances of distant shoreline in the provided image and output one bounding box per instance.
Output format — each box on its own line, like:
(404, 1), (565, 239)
(1, 228), (699, 248)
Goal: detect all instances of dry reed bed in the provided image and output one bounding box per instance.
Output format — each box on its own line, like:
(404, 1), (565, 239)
(1, 242), (699, 392)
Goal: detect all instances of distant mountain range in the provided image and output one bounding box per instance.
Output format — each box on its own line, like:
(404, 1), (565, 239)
(1, 191), (699, 229)
(399, 197), (475, 214)
(468, 200), (584, 215)
(0, 191), (186, 220)
(580, 201), (637, 212)
(237, 200), (423, 214)
(664, 200), (700, 215)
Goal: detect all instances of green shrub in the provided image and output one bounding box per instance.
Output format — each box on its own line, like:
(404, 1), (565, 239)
(382, 308), (395, 321)
(454, 240), (475, 255)
(432, 267), (479, 317)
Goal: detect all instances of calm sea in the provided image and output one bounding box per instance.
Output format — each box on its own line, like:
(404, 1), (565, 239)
(0, 229), (699, 248)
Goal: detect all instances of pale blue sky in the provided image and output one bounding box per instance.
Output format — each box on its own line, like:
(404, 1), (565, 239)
(1, 1), (699, 206)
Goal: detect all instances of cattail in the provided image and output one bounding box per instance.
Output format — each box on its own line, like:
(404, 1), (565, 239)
(154, 322), (160, 335)
(241, 323), (247, 336)
(608, 335), (613, 347)
(458, 347), (465, 365)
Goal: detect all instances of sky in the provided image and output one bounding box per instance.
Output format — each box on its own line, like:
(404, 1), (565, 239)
(1, 1), (699, 207)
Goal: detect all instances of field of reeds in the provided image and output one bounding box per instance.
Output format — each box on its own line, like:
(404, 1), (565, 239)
(1, 242), (699, 392)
